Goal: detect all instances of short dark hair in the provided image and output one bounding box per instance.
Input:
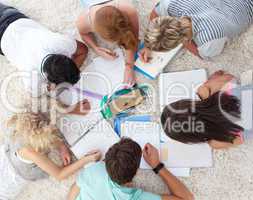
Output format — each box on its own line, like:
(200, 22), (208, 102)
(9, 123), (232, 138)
(42, 54), (80, 85)
(105, 138), (142, 185)
(161, 92), (244, 144)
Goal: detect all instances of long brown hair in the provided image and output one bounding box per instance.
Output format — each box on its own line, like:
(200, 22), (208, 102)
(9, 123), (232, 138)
(94, 6), (138, 51)
(161, 92), (244, 144)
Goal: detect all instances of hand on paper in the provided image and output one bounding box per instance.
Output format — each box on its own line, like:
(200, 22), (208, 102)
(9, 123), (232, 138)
(85, 150), (102, 162)
(70, 99), (91, 116)
(138, 47), (152, 63)
(143, 143), (160, 168)
(94, 47), (118, 60)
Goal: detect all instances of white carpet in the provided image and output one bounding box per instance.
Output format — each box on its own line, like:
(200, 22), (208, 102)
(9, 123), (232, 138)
(0, 0), (253, 200)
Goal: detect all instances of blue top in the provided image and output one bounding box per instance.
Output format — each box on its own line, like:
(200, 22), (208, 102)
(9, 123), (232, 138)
(76, 162), (162, 200)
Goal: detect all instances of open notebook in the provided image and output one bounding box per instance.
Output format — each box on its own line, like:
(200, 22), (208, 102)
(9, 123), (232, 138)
(57, 107), (119, 159)
(72, 48), (125, 99)
(159, 69), (207, 111)
(159, 69), (213, 168)
(135, 44), (183, 79)
(121, 121), (161, 169)
(57, 48), (125, 105)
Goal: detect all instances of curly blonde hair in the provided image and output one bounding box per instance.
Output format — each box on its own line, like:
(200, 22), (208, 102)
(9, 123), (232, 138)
(7, 112), (61, 152)
(94, 6), (138, 51)
(144, 16), (191, 51)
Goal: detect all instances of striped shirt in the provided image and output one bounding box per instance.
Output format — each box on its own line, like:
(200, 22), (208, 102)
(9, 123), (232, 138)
(155, 0), (253, 58)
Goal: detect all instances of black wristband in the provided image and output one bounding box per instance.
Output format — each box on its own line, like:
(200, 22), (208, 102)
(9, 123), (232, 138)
(153, 163), (164, 174)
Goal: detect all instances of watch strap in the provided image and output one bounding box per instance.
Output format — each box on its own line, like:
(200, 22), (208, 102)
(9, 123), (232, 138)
(153, 163), (164, 174)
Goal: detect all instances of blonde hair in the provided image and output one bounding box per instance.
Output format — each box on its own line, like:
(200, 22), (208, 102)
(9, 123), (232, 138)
(144, 16), (191, 51)
(94, 6), (138, 51)
(7, 112), (61, 152)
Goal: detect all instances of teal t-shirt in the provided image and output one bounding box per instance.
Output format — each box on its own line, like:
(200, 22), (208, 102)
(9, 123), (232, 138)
(76, 162), (162, 200)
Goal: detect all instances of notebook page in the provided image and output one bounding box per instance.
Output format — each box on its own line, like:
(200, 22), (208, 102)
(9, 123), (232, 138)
(159, 69), (207, 112)
(70, 119), (120, 159)
(121, 121), (161, 169)
(135, 44), (182, 78)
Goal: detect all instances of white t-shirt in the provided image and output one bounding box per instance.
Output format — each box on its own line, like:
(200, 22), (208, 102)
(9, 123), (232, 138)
(1, 18), (77, 97)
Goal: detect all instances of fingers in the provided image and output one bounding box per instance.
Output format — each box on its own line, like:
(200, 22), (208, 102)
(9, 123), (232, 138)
(99, 47), (118, 60)
(85, 149), (100, 156)
(143, 50), (150, 63)
(81, 99), (90, 106)
(138, 51), (145, 63)
(139, 49), (151, 63)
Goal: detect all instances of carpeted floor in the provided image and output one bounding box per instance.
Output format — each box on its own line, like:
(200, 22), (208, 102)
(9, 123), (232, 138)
(0, 0), (253, 200)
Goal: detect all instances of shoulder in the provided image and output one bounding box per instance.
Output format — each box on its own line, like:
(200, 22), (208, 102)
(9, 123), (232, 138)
(77, 162), (107, 187)
(79, 162), (107, 177)
(76, 10), (92, 34)
(18, 147), (41, 160)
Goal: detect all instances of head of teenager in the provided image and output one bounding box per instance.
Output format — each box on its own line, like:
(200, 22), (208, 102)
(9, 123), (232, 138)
(144, 16), (191, 52)
(105, 138), (142, 185)
(42, 54), (80, 86)
(8, 112), (61, 152)
(94, 6), (138, 51)
(161, 92), (244, 144)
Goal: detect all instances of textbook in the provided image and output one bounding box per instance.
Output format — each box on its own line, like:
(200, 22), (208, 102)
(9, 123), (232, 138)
(134, 44), (183, 79)
(159, 69), (213, 168)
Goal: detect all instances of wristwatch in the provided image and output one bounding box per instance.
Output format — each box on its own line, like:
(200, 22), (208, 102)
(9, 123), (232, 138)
(153, 163), (164, 174)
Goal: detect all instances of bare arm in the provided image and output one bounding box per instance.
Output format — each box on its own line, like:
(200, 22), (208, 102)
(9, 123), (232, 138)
(54, 99), (91, 116)
(20, 148), (101, 181)
(183, 40), (201, 58)
(76, 13), (98, 49)
(160, 169), (194, 200)
(143, 144), (194, 200)
(68, 184), (80, 200)
(72, 40), (88, 68)
(150, 8), (159, 20)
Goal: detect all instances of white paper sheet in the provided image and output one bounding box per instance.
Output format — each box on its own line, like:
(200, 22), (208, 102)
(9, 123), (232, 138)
(82, 48), (126, 96)
(159, 69), (207, 112)
(160, 120), (213, 168)
(121, 121), (161, 169)
(70, 119), (120, 159)
(168, 168), (191, 177)
(135, 44), (182, 79)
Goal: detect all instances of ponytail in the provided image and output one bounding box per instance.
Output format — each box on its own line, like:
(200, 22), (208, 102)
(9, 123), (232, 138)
(119, 30), (138, 51)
